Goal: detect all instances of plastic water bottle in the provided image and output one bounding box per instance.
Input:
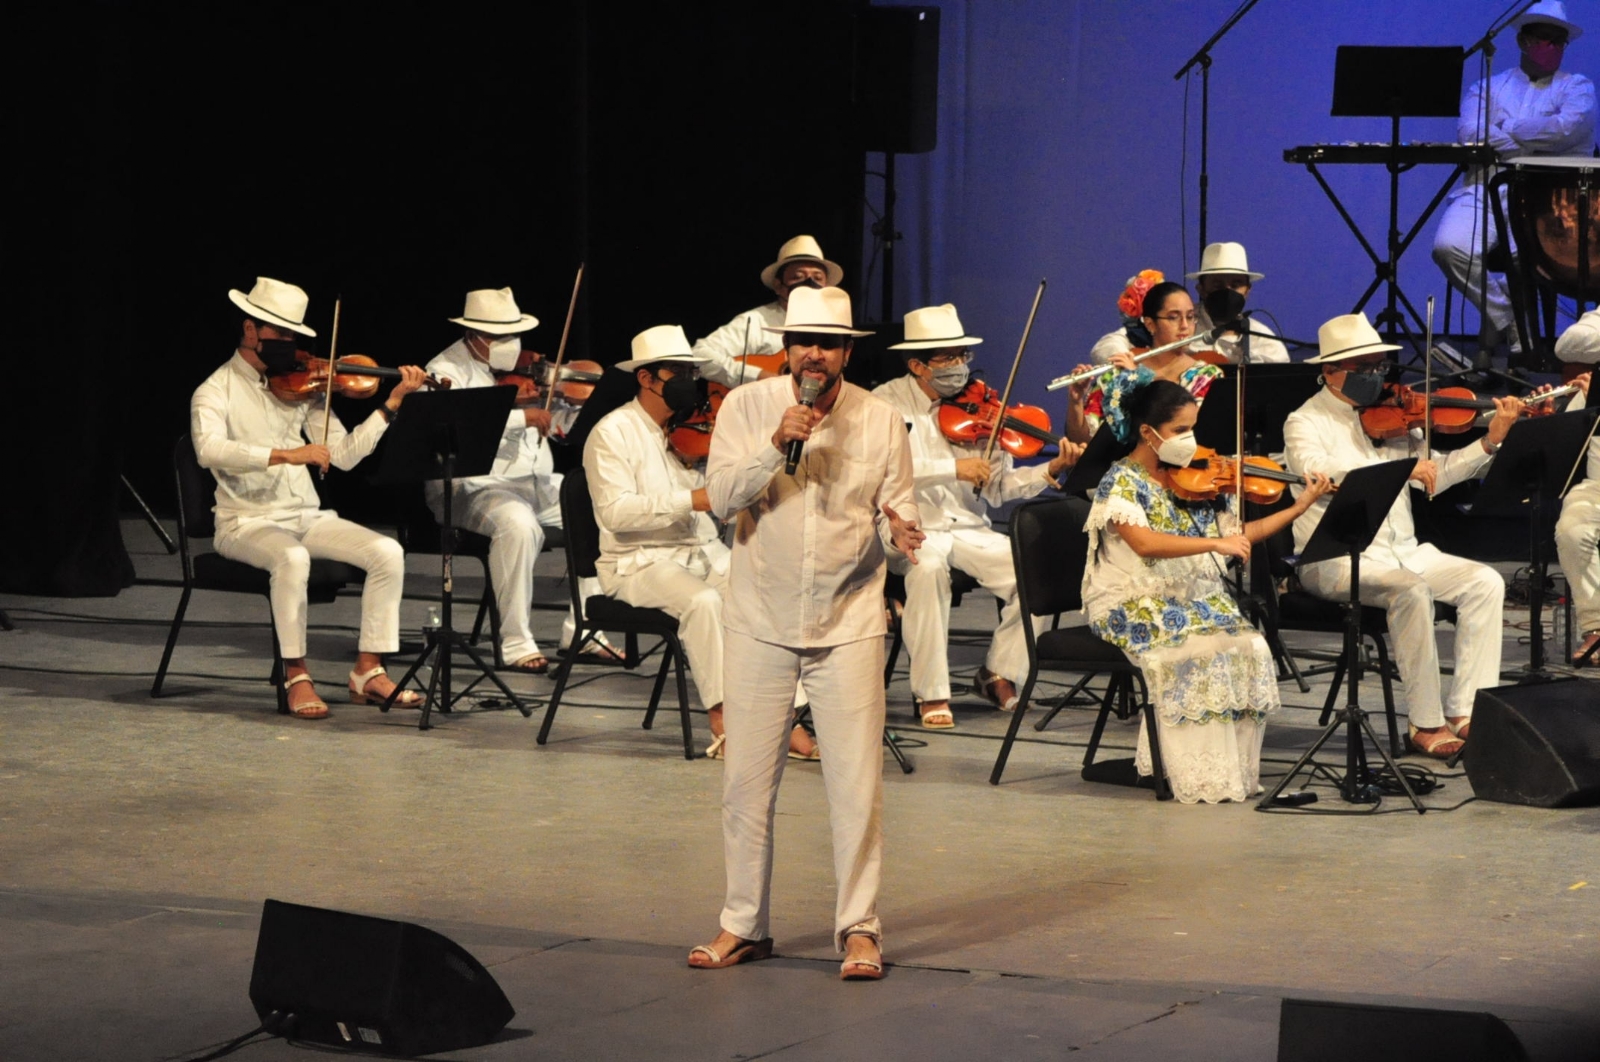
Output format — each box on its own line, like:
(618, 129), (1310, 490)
(423, 605), (442, 644)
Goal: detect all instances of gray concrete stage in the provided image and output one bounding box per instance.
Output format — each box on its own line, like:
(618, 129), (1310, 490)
(2, 522), (1597, 1061)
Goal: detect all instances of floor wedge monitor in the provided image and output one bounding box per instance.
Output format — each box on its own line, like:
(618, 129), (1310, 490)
(1464, 679), (1600, 808)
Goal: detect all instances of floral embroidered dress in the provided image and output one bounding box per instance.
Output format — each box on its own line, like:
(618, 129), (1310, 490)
(1082, 363), (1222, 444)
(1081, 457), (1279, 803)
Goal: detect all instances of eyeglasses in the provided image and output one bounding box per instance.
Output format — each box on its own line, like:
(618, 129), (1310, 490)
(924, 351), (972, 368)
(1152, 312), (1199, 325)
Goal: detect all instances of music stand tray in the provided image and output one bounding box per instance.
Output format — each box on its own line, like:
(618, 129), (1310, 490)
(374, 387), (532, 729)
(1192, 364), (1323, 456)
(1258, 459), (1424, 813)
(1060, 424), (1123, 498)
(1470, 408), (1600, 675)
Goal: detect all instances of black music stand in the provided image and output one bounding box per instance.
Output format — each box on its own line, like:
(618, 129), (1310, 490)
(1257, 459), (1425, 813)
(1192, 364), (1323, 456)
(1469, 408), (1599, 677)
(374, 387), (531, 729)
(1312, 46), (1468, 347)
(1059, 424), (1123, 498)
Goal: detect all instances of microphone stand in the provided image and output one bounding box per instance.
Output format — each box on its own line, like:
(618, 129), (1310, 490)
(1462, 2), (1537, 369)
(1174, 0), (1266, 261)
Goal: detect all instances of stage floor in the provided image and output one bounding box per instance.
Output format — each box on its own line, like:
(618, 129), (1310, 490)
(2, 521), (1597, 1061)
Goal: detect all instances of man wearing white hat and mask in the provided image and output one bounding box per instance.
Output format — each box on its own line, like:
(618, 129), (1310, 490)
(1552, 314), (1599, 664)
(1433, 1), (1596, 358)
(425, 288), (617, 674)
(874, 304), (1085, 729)
(1090, 243), (1289, 365)
(583, 325), (818, 759)
(692, 286), (923, 981)
(192, 277), (430, 718)
(1283, 313), (1525, 758)
(690, 235), (843, 387)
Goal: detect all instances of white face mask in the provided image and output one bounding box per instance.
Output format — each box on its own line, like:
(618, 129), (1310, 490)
(927, 363), (970, 398)
(486, 335), (522, 372)
(1147, 427), (1198, 468)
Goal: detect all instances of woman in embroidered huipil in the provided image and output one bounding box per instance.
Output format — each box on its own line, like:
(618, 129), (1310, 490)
(1066, 281), (1223, 445)
(1081, 380), (1332, 803)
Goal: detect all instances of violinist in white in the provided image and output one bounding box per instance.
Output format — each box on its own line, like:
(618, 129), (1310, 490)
(690, 235), (842, 388)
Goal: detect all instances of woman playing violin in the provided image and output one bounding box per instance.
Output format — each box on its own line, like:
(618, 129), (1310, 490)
(1065, 281), (1223, 444)
(1083, 379), (1332, 802)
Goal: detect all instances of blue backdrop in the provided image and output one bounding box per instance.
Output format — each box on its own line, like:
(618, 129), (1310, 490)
(864, 0), (1598, 403)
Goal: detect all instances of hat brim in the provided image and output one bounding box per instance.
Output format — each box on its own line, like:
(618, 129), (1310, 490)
(1184, 268), (1265, 281)
(762, 324), (874, 338)
(1307, 340), (1403, 364)
(613, 353), (712, 372)
(888, 335), (984, 351)
(229, 289), (317, 337)
(448, 314), (539, 335)
(1514, 13), (1582, 40)
(760, 256), (845, 292)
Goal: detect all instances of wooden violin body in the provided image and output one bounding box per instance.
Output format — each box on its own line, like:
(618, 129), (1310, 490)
(668, 381), (726, 467)
(268, 352), (449, 403)
(495, 350), (603, 408)
(1357, 382), (1575, 440)
(1169, 446), (1324, 506)
(937, 380), (1056, 458)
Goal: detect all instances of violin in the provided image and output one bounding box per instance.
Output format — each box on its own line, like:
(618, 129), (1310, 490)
(937, 379), (1057, 458)
(494, 350), (604, 408)
(1168, 446), (1329, 506)
(665, 353), (786, 467)
(268, 351), (449, 403)
(1358, 382), (1578, 440)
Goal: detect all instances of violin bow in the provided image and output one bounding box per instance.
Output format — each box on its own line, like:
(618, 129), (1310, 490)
(317, 295), (343, 473)
(979, 278), (1047, 495)
(542, 263), (585, 413)
(737, 315), (753, 388)
(1423, 296), (1435, 500)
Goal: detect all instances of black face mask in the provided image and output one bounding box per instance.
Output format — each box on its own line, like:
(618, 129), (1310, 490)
(660, 373), (702, 416)
(257, 337), (301, 375)
(1339, 369), (1388, 407)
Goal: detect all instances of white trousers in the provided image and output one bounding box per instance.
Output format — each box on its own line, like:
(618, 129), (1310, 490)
(893, 527), (1026, 701)
(1298, 546), (1505, 727)
(721, 631), (885, 952)
(1556, 478), (1600, 634)
(444, 480), (593, 663)
(1433, 188), (1515, 337)
(215, 510), (404, 660)
(599, 552), (728, 709)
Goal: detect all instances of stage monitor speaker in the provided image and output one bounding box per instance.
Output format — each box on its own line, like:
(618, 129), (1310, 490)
(858, 6), (940, 154)
(249, 899), (514, 1056)
(1463, 679), (1600, 808)
(1278, 998), (1525, 1062)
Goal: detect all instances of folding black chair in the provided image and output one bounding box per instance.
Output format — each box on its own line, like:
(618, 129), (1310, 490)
(150, 435), (361, 713)
(989, 497), (1169, 798)
(536, 468), (695, 759)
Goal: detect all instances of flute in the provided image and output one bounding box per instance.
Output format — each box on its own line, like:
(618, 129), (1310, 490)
(1046, 323), (1233, 392)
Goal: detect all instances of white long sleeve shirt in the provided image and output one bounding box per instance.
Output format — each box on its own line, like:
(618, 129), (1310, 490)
(1089, 314), (1289, 366)
(706, 376), (918, 647)
(1554, 310), (1600, 480)
(1457, 66), (1597, 193)
(190, 351), (389, 531)
(1283, 385), (1495, 566)
(583, 398), (721, 576)
(690, 302), (785, 388)
(871, 374), (1053, 532)
(422, 339), (550, 507)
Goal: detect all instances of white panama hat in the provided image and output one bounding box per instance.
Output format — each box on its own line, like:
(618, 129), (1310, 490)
(1307, 313), (1403, 364)
(762, 286), (873, 337)
(888, 303), (984, 351)
(759, 235), (844, 292)
(227, 276), (316, 337)
(1185, 242), (1264, 281)
(614, 324), (711, 372)
(1514, 1), (1582, 41)
(448, 287), (539, 335)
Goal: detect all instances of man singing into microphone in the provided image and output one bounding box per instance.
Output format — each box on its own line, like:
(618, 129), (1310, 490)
(690, 286), (923, 981)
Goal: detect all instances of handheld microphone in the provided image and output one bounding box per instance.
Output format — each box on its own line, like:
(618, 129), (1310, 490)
(785, 375), (824, 475)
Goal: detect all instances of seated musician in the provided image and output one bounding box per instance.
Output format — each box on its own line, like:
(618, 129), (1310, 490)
(1082, 379), (1332, 802)
(690, 235), (841, 387)
(1553, 312), (1599, 664)
(191, 277), (428, 718)
(1432, 0), (1595, 358)
(1067, 281), (1223, 444)
(583, 325), (818, 760)
(1283, 313), (1525, 758)
(425, 288), (617, 675)
(1090, 244), (1289, 366)
(873, 304), (1085, 729)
